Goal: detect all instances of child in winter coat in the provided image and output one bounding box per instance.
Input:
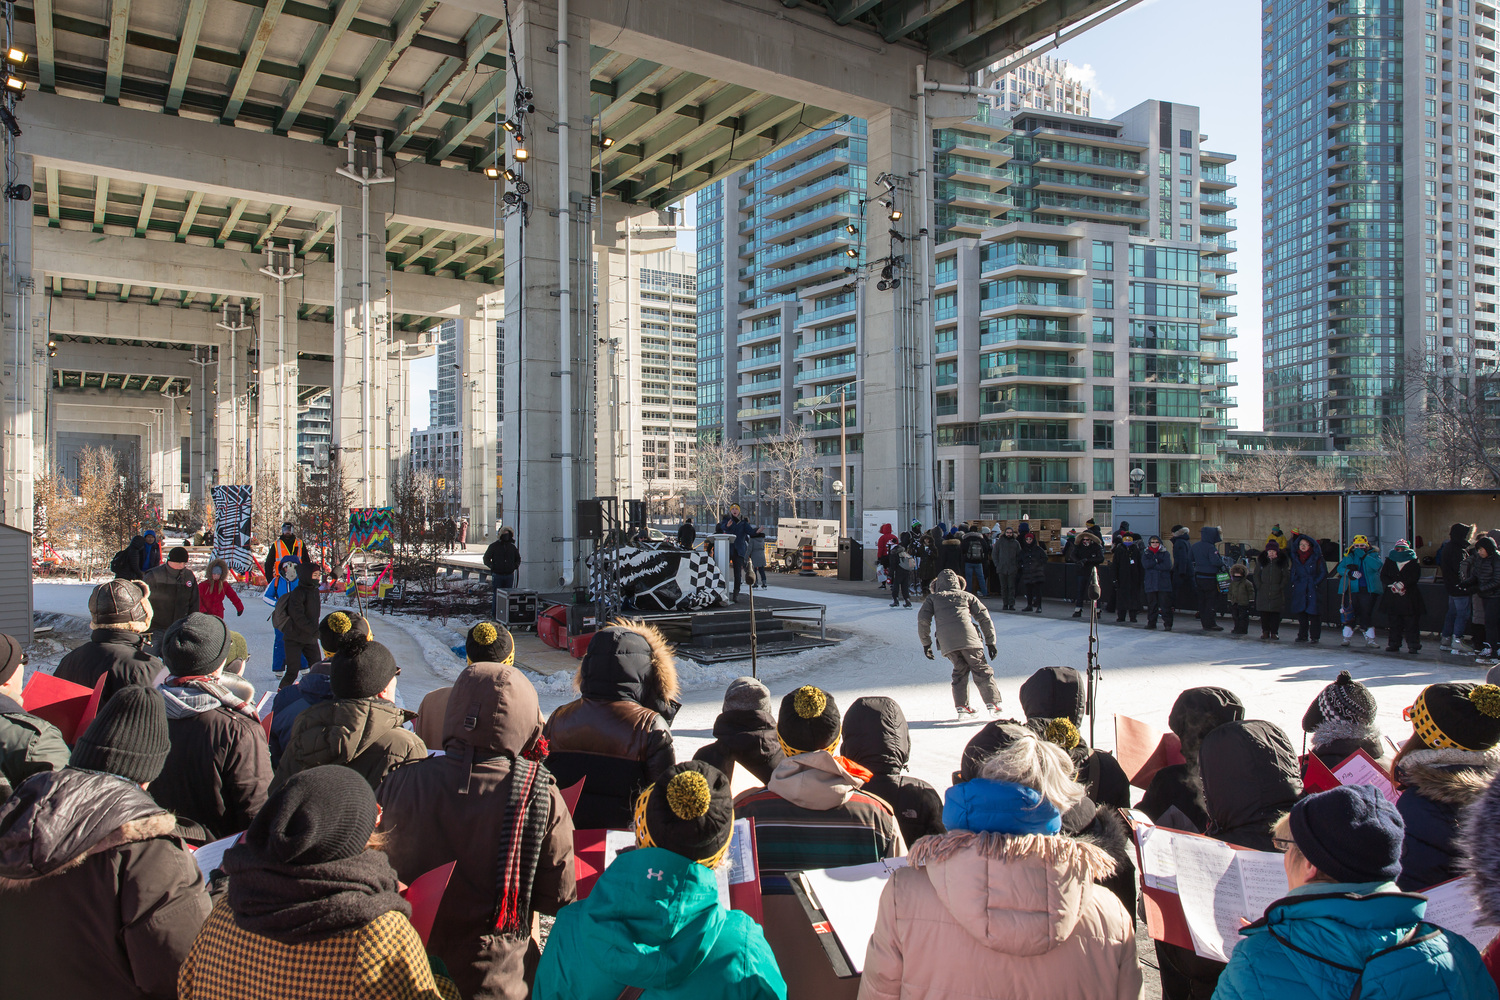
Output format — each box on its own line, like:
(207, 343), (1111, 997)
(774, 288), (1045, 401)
(263, 554), (300, 681)
(198, 559), (244, 620)
(1380, 539), (1425, 654)
(1227, 563), (1254, 634)
(1336, 535), (1383, 648)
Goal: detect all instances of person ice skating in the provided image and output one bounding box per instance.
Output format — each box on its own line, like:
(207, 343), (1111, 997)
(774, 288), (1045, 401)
(1289, 533), (1328, 644)
(0, 685), (212, 998)
(379, 654), (576, 1000)
(1213, 784), (1495, 1000)
(543, 621), (680, 830)
(1392, 682), (1500, 890)
(1256, 539), (1290, 639)
(859, 731), (1142, 1000)
(1300, 670), (1388, 778)
(1381, 539), (1425, 654)
(1226, 562), (1253, 634)
(55, 578), (163, 700)
(1190, 526), (1228, 630)
(1144, 534), (1175, 631)
(1017, 530), (1048, 613)
(918, 569), (1003, 720)
(537, 761), (786, 1000)
(842, 696), (946, 845)
(177, 767), (461, 1000)
(1336, 535), (1383, 648)
(198, 558), (244, 620)
(262, 521), (306, 585)
(992, 525), (1020, 610)
(693, 676), (784, 785)
(735, 686), (902, 1000)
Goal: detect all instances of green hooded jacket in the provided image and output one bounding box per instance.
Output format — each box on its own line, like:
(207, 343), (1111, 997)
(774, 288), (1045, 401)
(534, 847), (786, 1000)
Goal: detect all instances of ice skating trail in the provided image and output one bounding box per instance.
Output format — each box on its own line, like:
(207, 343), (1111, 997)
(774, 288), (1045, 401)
(32, 580), (1472, 794)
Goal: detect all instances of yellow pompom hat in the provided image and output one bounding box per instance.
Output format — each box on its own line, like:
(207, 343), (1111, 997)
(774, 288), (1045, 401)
(777, 684), (841, 756)
(319, 611), (371, 656)
(635, 760), (734, 868)
(465, 620), (516, 666)
(1406, 682), (1500, 751)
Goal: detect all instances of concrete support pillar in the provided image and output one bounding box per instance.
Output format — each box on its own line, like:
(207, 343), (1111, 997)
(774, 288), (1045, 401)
(1, 154), (36, 530)
(189, 352), (211, 510)
(501, 1), (591, 588)
(332, 182), (393, 510)
(261, 260), (301, 512)
(460, 303), (499, 543)
(215, 316), (253, 484)
(860, 108), (923, 524)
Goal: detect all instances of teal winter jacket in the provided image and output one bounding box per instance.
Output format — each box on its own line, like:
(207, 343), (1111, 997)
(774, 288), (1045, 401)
(534, 846), (787, 1000)
(1336, 547), (1384, 595)
(1211, 883), (1496, 1000)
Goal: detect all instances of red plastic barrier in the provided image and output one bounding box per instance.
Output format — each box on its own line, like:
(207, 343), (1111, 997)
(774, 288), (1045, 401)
(537, 605), (569, 649)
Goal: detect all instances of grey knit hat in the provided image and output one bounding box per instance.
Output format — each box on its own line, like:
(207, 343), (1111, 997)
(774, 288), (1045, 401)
(723, 676), (772, 715)
(70, 685), (171, 784)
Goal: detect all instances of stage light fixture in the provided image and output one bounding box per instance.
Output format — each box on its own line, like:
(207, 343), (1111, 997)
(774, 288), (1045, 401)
(877, 279), (889, 291)
(601, 136), (615, 148)
(5, 49), (26, 66)
(845, 223), (857, 234)
(845, 247), (857, 258)
(484, 165), (501, 179)
(5, 75), (25, 93)
(516, 87), (534, 103)
(5, 183), (29, 201)
(503, 167), (520, 183)
(501, 117), (518, 133)
(513, 147), (530, 162)
(503, 191), (521, 206)
(889, 276), (901, 289)
(888, 208), (902, 221)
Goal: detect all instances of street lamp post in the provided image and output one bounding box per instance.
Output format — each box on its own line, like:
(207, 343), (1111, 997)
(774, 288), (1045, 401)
(1129, 466), (1146, 496)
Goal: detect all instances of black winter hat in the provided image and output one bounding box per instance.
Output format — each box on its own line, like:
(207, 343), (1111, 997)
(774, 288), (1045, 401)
(778, 685), (841, 755)
(168, 546), (190, 563)
(243, 766), (377, 865)
(465, 621), (515, 664)
(0, 633), (23, 686)
(89, 578), (152, 629)
(70, 685), (171, 784)
(641, 760), (734, 865)
(1019, 666), (1085, 726)
(160, 612), (231, 677)
(331, 635), (400, 699)
(1408, 682), (1500, 752)
(1291, 785), (1403, 884)
(1168, 686), (1245, 759)
(318, 611), (371, 657)
(959, 720), (1032, 781)
(1303, 670), (1378, 733)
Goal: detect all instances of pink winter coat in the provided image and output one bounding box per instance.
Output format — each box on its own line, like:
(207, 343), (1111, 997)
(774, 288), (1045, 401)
(858, 830), (1143, 1000)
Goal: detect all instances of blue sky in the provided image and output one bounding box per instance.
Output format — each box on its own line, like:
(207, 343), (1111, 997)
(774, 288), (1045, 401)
(409, 0), (1264, 431)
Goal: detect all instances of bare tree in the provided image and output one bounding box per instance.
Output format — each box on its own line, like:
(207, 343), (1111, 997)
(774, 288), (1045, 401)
(693, 439), (747, 522)
(1402, 357), (1500, 487)
(763, 422), (821, 518)
(1205, 445), (1344, 493)
(390, 463), (443, 594)
(296, 459), (355, 573)
(251, 469), (284, 550)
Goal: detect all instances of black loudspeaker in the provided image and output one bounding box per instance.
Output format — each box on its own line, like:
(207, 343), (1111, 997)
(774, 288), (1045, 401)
(627, 499), (646, 530)
(576, 499), (604, 539)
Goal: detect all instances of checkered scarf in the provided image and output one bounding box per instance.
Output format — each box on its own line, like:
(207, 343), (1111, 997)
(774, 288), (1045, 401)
(491, 755), (552, 935)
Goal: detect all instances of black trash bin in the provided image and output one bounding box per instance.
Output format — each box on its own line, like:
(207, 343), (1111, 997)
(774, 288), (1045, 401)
(837, 537), (864, 581)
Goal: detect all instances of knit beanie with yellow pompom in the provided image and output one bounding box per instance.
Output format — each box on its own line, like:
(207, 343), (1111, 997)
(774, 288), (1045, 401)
(465, 620), (516, 665)
(1408, 682), (1500, 751)
(318, 610), (371, 657)
(1044, 717), (1081, 751)
(637, 760), (734, 867)
(777, 684), (841, 756)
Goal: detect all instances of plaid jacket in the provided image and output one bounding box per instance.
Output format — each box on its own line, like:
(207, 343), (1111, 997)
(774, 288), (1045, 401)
(179, 900), (460, 1000)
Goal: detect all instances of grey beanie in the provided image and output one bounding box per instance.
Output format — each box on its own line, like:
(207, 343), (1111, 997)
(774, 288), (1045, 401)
(723, 676), (772, 715)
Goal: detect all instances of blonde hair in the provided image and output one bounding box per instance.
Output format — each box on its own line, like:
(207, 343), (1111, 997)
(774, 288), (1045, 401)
(978, 732), (1086, 813)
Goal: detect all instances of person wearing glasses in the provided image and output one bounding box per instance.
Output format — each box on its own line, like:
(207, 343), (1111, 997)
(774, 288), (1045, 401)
(0, 634), (68, 799)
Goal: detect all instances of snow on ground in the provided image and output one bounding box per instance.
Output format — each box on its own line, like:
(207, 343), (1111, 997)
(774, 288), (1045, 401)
(35, 578), (1480, 794)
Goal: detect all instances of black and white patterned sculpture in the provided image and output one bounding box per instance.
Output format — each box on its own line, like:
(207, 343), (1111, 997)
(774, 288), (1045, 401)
(586, 541), (730, 611)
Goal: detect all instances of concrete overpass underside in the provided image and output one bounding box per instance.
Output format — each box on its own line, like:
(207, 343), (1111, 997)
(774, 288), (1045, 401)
(0, 0), (1133, 582)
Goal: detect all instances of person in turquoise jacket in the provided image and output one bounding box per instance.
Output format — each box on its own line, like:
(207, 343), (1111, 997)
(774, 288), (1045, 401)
(1335, 535), (1384, 648)
(534, 760), (786, 1000)
(1213, 784), (1494, 1000)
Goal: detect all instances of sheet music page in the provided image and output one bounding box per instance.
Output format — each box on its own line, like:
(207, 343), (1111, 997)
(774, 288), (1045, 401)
(727, 818), (756, 885)
(1171, 834), (1244, 963)
(1136, 823), (1180, 892)
(192, 834), (241, 878)
(799, 859), (909, 974)
(1422, 877), (1498, 952)
(1332, 752), (1399, 804)
(1232, 850), (1290, 921)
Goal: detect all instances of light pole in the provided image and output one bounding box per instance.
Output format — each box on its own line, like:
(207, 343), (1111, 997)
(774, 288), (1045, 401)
(807, 379), (860, 538)
(1129, 466), (1146, 496)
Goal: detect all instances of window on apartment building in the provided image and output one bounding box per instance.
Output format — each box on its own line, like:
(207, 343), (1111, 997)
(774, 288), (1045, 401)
(1092, 279), (1114, 310)
(1179, 129), (1192, 149)
(1093, 317), (1114, 343)
(1093, 351), (1114, 377)
(1092, 241), (1114, 271)
(1179, 153), (1192, 176)
(1179, 202), (1193, 220)
(1093, 420), (1114, 449)
(1427, 99), (1439, 117)
(1093, 458), (1114, 492)
(1427, 77), (1438, 95)
(1179, 225), (1193, 241)
(1093, 386), (1114, 412)
(1179, 180), (1192, 198)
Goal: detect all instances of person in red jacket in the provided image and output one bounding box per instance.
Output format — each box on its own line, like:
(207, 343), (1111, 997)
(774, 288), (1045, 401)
(199, 559), (244, 619)
(877, 523), (898, 589)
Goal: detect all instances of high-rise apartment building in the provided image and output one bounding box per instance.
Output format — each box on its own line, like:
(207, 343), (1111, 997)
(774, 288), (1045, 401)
(1263, 0), (1500, 450)
(699, 93), (1237, 529)
(978, 55), (1092, 116)
(296, 391), (331, 487)
(595, 246), (700, 509)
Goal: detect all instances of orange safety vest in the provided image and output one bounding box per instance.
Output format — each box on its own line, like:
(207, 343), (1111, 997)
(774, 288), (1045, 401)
(268, 537), (306, 580)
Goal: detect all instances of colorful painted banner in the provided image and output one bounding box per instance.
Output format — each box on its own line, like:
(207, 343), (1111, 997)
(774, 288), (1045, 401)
(349, 507), (394, 553)
(211, 485), (255, 572)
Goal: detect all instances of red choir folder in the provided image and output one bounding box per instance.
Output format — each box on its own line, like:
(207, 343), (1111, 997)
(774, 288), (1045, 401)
(23, 672), (99, 744)
(402, 861), (457, 947)
(559, 779), (585, 816)
(1300, 752), (1341, 794)
(1115, 715), (1187, 789)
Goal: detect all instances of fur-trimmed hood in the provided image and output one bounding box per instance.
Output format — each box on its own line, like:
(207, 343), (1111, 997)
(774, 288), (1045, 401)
(907, 829), (1118, 954)
(1460, 761), (1500, 924)
(205, 558), (232, 581)
(1397, 747), (1500, 806)
(575, 619), (680, 717)
(0, 768), (177, 886)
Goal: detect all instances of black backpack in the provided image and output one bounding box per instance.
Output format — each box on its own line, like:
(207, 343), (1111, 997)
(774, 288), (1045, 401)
(110, 549), (130, 577)
(964, 536), (986, 562)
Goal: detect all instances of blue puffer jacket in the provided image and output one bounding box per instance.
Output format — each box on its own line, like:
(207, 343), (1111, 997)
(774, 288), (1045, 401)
(1143, 545), (1174, 593)
(1288, 535), (1327, 616)
(267, 668), (333, 768)
(1189, 526), (1226, 578)
(1336, 546), (1383, 595)
(1212, 885), (1496, 1000)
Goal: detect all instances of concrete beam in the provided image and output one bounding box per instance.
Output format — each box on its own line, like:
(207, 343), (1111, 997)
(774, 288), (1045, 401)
(35, 227), (494, 318)
(23, 92), (504, 236)
(49, 339), (334, 388)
